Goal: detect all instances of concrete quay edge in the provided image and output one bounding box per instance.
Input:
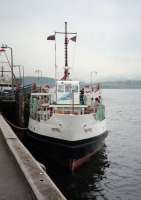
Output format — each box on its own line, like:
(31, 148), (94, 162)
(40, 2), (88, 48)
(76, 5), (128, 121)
(0, 114), (66, 200)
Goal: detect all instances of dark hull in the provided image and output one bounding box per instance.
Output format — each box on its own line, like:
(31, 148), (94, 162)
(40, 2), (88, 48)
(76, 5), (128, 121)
(27, 130), (108, 171)
(0, 100), (16, 119)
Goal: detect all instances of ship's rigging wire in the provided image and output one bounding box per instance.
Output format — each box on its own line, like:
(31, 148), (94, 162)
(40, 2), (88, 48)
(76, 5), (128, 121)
(71, 41), (77, 78)
(4, 51), (11, 68)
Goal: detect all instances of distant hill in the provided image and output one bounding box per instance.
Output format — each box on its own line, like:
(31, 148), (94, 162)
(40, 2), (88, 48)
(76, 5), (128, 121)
(23, 76), (141, 89)
(101, 80), (141, 89)
(24, 76), (55, 87)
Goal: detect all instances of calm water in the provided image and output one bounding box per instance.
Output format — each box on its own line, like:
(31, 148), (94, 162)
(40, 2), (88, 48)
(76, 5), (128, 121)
(25, 89), (141, 200)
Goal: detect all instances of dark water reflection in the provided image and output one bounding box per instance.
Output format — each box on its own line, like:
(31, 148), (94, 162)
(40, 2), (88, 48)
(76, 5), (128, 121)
(23, 136), (110, 200)
(45, 147), (110, 200)
(58, 147), (110, 200)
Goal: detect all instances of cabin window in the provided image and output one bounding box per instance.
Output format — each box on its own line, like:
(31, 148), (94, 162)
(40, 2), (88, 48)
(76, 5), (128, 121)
(58, 85), (64, 92)
(40, 114), (42, 120)
(72, 85), (78, 93)
(65, 84), (71, 92)
(44, 96), (48, 103)
(44, 114), (47, 121)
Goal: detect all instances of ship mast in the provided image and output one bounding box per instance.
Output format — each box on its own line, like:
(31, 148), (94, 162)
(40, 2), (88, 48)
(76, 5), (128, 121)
(64, 21), (69, 80)
(65, 21), (68, 67)
(47, 22), (76, 80)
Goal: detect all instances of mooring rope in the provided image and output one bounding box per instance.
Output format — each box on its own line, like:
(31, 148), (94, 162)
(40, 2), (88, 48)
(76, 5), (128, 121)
(4, 117), (28, 130)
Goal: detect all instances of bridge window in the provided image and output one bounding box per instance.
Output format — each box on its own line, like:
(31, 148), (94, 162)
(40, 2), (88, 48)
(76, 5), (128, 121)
(58, 85), (64, 92)
(72, 85), (78, 93)
(65, 84), (71, 92)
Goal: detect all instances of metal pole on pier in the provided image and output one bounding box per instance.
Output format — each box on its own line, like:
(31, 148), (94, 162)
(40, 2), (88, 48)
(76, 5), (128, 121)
(22, 66), (24, 88)
(1, 45), (14, 90)
(10, 47), (14, 90)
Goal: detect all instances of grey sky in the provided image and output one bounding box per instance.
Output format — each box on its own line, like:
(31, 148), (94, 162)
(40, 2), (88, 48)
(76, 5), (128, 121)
(0, 0), (141, 80)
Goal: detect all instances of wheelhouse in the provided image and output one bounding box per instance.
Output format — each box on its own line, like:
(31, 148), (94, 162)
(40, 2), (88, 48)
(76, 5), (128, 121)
(56, 80), (80, 105)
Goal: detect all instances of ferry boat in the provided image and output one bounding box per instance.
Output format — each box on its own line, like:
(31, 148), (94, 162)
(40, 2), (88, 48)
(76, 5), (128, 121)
(28, 22), (108, 171)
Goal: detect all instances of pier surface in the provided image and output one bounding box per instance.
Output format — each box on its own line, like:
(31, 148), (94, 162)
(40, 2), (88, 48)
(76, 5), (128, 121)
(0, 132), (35, 200)
(0, 114), (66, 200)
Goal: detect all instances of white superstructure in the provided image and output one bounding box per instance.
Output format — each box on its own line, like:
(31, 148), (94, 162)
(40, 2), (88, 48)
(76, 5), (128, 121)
(28, 80), (106, 142)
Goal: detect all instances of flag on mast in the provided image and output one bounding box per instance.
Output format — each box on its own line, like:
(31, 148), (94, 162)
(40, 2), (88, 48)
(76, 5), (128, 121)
(0, 48), (5, 52)
(70, 36), (77, 42)
(47, 35), (55, 40)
